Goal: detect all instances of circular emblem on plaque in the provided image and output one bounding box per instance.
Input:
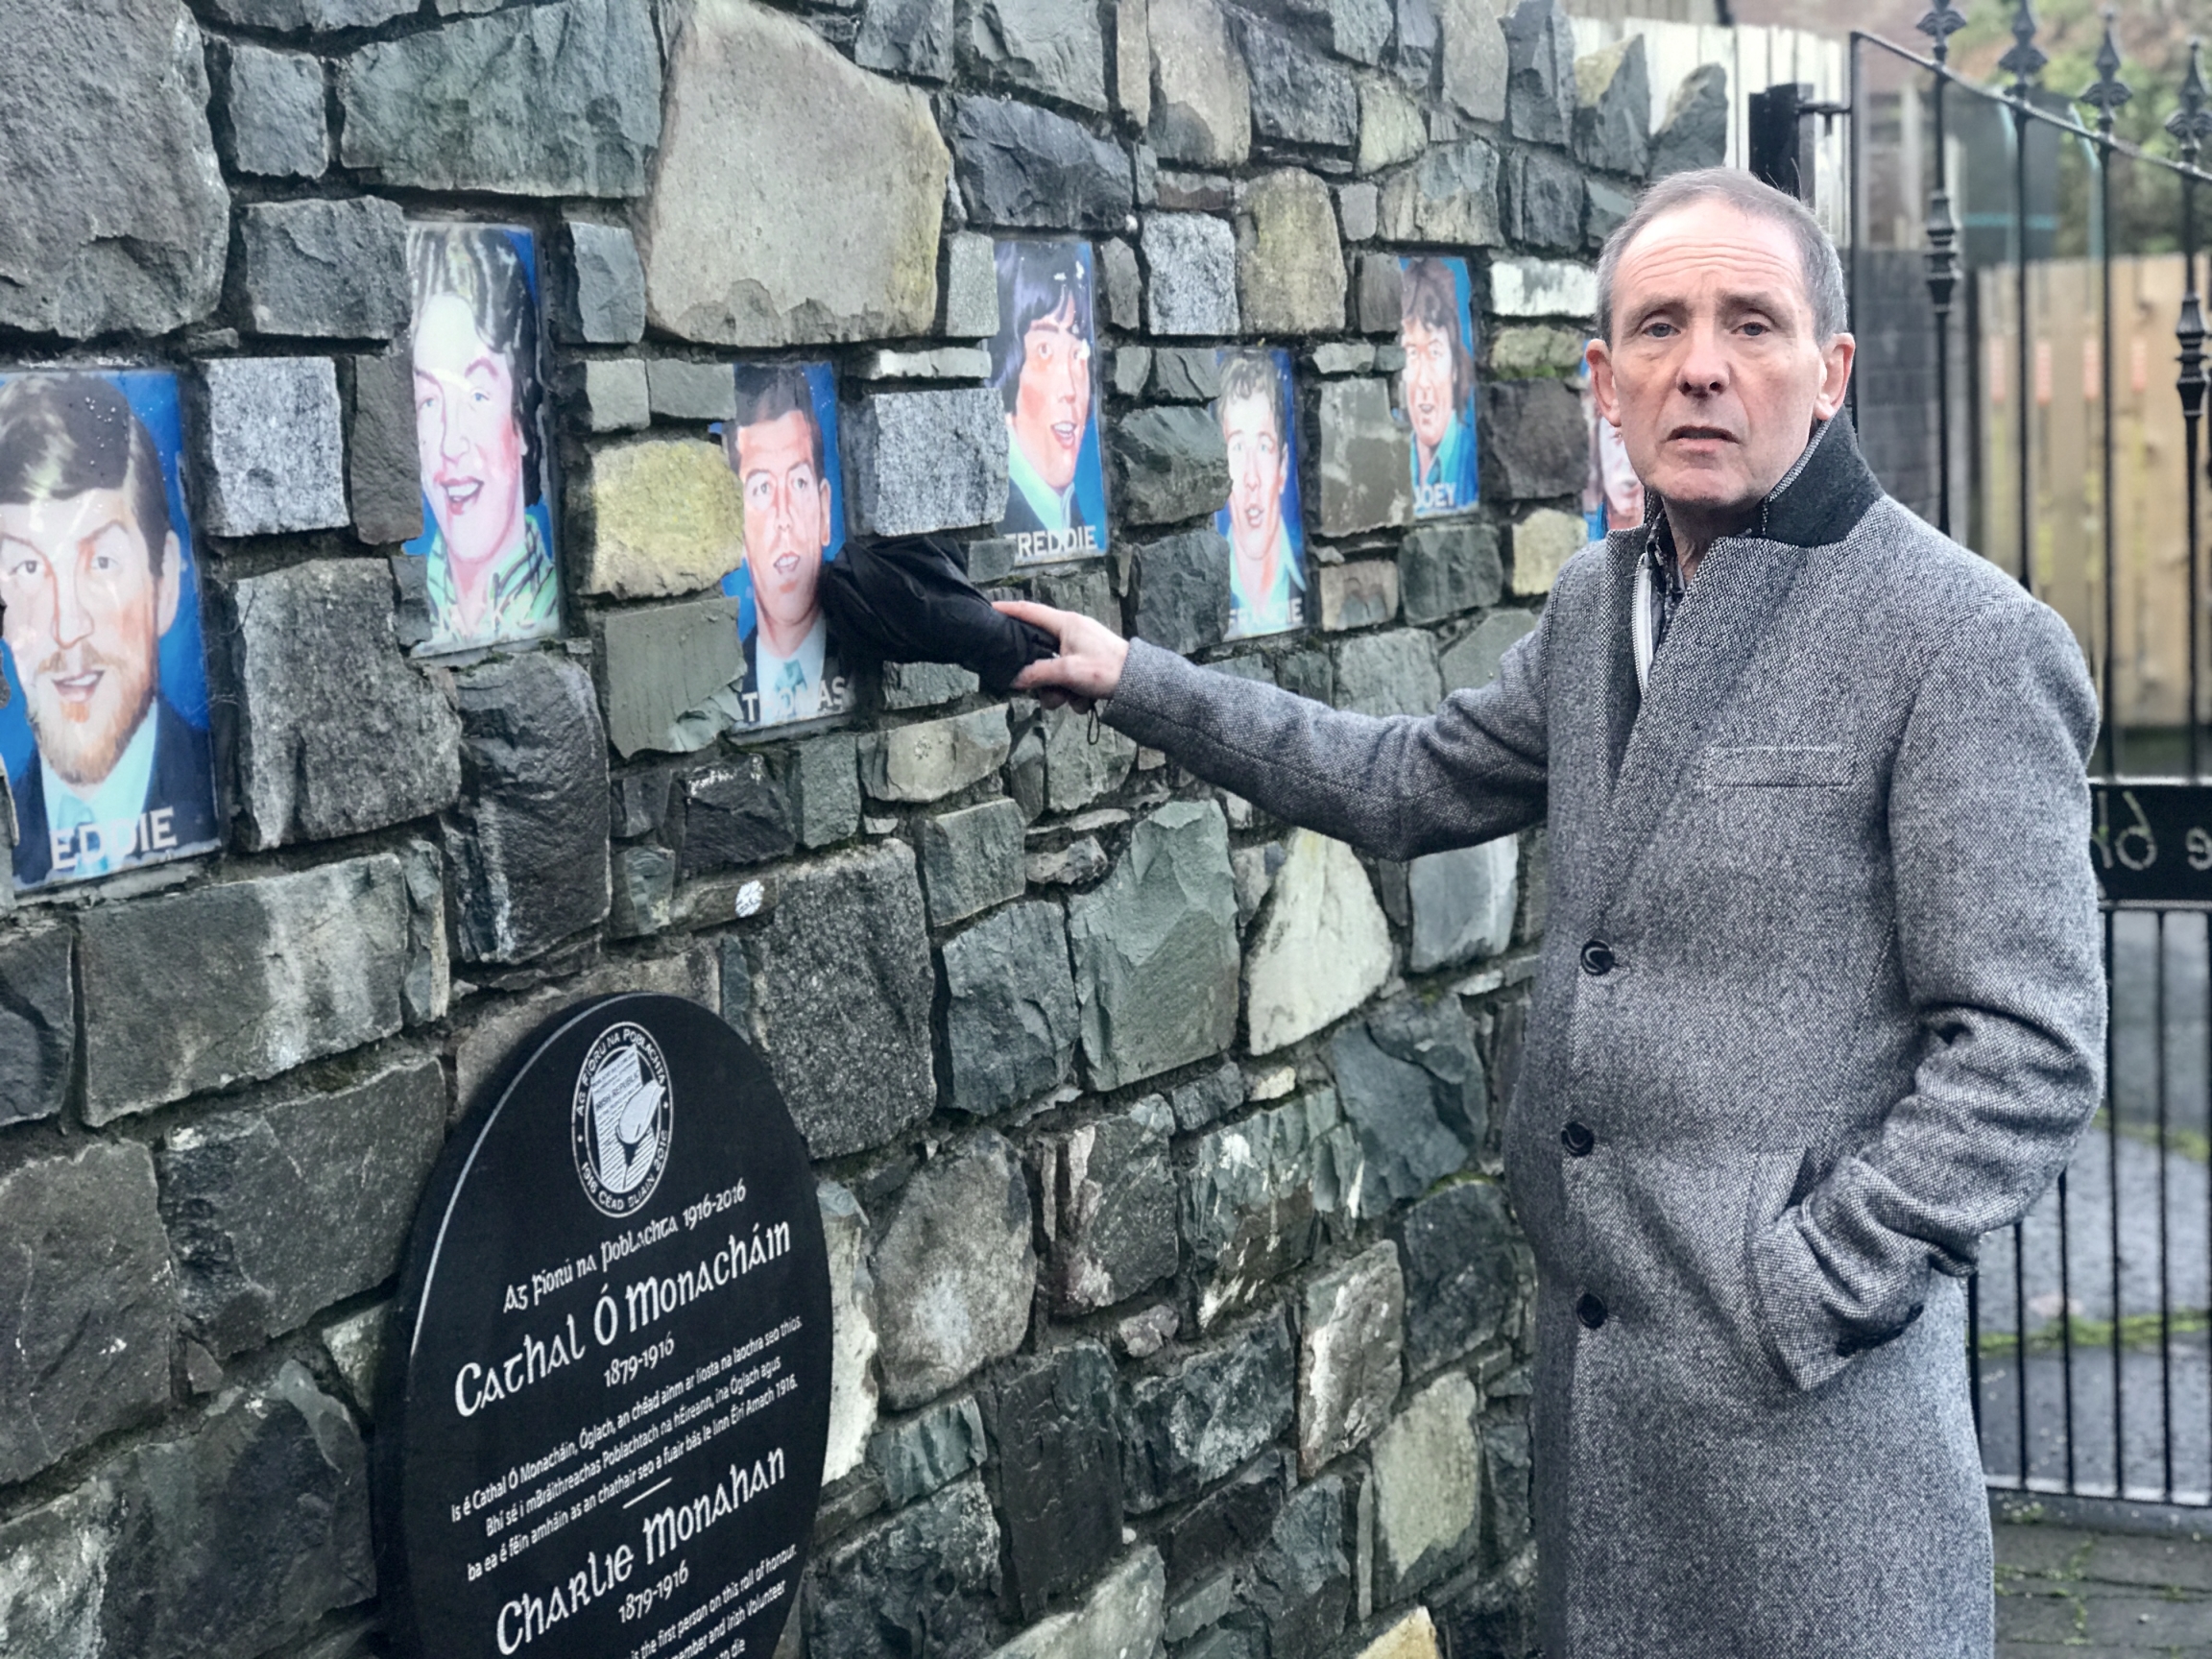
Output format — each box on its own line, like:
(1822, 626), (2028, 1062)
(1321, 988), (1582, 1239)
(570, 1022), (674, 1216)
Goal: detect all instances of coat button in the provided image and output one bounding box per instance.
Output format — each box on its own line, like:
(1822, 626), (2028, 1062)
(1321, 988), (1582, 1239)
(1575, 1292), (1608, 1330)
(1579, 940), (1615, 976)
(1561, 1121), (1596, 1156)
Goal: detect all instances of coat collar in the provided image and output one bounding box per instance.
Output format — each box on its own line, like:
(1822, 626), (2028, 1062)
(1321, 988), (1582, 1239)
(1583, 413), (1881, 918)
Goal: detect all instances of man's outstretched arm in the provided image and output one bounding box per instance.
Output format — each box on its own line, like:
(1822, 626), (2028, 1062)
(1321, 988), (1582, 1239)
(999, 600), (1551, 862)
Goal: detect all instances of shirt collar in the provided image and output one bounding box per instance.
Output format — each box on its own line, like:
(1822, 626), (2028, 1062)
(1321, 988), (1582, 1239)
(41, 700), (161, 875)
(755, 612), (829, 722)
(1006, 433), (1074, 531)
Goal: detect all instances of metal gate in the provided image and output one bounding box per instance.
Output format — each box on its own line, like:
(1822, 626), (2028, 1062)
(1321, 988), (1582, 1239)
(1821, 5), (2212, 1519)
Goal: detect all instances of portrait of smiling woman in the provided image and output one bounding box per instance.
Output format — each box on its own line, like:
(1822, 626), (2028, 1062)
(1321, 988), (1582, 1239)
(405, 223), (562, 656)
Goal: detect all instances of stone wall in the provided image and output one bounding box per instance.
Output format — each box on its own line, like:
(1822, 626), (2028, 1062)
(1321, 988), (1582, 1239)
(0, 3), (1727, 1658)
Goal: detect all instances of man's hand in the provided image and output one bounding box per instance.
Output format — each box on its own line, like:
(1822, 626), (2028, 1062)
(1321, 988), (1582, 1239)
(996, 599), (1129, 712)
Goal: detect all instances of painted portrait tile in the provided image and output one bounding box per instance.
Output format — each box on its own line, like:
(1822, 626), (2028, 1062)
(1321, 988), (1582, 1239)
(717, 362), (853, 732)
(1213, 348), (1308, 640)
(0, 369), (220, 890)
(1398, 255), (1481, 517)
(404, 223), (562, 656)
(989, 240), (1108, 565)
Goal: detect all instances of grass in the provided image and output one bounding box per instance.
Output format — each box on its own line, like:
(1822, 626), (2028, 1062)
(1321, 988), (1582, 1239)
(1978, 1307), (2212, 1358)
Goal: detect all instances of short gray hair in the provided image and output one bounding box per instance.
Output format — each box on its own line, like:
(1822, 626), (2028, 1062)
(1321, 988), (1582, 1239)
(1594, 167), (1846, 345)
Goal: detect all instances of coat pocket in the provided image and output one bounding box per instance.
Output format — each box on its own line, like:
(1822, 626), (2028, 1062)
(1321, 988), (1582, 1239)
(1741, 1150), (1815, 1390)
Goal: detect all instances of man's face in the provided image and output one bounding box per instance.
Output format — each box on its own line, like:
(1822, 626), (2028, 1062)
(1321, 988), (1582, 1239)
(413, 293), (527, 572)
(0, 486), (178, 789)
(1011, 297), (1092, 493)
(1401, 314), (1457, 455)
(734, 409), (830, 637)
(1220, 391), (1286, 566)
(1588, 201), (1855, 521)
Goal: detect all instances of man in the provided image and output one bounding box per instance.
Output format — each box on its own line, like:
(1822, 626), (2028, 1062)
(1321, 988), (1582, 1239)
(991, 242), (1100, 561)
(724, 365), (845, 728)
(408, 224), (561, 653)
(1006, 169), (2102, 1657)
(1400, 255), (1479, 516)
(0, 373), (218, 888)
(1215, 349), (1306, 637)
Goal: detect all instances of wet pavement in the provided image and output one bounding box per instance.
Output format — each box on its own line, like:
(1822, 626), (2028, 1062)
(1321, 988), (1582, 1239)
(1997, 1521), (2212, 1656)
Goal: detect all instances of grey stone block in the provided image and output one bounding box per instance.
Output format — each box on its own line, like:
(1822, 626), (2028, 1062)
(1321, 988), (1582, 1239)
(197, 357), (349, 536)
(0, 926), (72, 1127)
(1133, 528), (1233, 654)
(751, 842), (937, 1159)
(1119, 1311), (1295, 1512)
(397, 836), (449, 1026)
(1314, 377), (1412, 536)
(1504, 147), (1583, 253)
(981, 1345), (1124, 1616)
(809, 1477), (1001, 1659)
(1162, 1453), (1289, 1587)
(857, 345), (993, 381)
(1650, 60), (1727, 180)
(1279, 646), (1334, 704)
(241, 198), (409, 339)
(231, 560), (462, 850)
(1310, 0), (1392, 62)
(211, 40), (328, 179)
(157, 1054), (446, 1358)
(1399, 519), (1503, 622)
(846, 388), (1010, 535)
(954, 96), (1132, 232)
(81, 855), (409, 1123)
(1149, 347), (1223, 402)
(209, 0), (413, 23)
(1117, 0), (1153, 121)
(593, 595), (745, 758)
(1335, 629), (1443, 717)
(962, 0), (1109, 112)
(1393, 0), (1438, 84)
(868, 1396), (987, 1507)
(794, 733), (863, 847)
(1298, 1241), (1404, 1474)
(611, 843), (675, 937)
(1479, 377), (1586, 498)
(819, 1180), (880, 1481)
(0, 1142), (174, 1485)
(584, 359), (653, 432)
(1170, 1060), (1242, 1134)
(1378, 136), (1502, 247)
(882, 661), (981, 709)
(446, 653), (613, 964)
(1043, 702), (1138, 812)
(1042, 1096), (1178, 1313)
(1354, 251), (1403, 334)
(1368, 992), (1486, 1145)
(1338, 180), (1380, 243)
(1184, 1091), (1333, 1328)
(1245, 1476), (1351, 1659)
(347, 349), (424, 543)
(1503, 0), (1575, 147)
(1439, 0), (1508, 122)
(1148, 0), (1251, 168)
(1, 0), (229, 338)
(1142, 213), (1239, 337)
(339, 0), (662, 196)
(942, 230), (999, 336)
(1390, 1181), (1529, 1372)
(679, 754), (796, 878)
(1115, 405), (1231, 527)
(858, 0), (956, 79)
(1585, 177), (1634, 250)
(872, 1132), (1036, 1408)
(863, 706), (1013, 803)
(648, 358), (738, 421)
(920, 798), (1025, 926)
(1328, 1021), (1468, 1217)
(561, 219), (647, 344)
(1240, 23), (1358, 149)
(1408, 836), (1516, 971)
(1068, 800), (1238, 1091)
(1438, 609), (1536, 691)
(1238, 168), (1348, 335)
(1574, 35), (1649, 176)
(1370, 1372), (1482, 1599)
(1103, 236), (1144, 331)
(943, 898), (1079, 1116)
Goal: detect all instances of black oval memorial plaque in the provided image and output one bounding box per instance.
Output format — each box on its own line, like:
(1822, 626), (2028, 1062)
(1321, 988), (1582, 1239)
(379, 994), (830, 1659)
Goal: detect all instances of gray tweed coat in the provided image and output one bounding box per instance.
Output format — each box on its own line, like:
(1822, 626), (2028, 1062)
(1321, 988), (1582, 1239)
(1102, 417), (2104, 1658)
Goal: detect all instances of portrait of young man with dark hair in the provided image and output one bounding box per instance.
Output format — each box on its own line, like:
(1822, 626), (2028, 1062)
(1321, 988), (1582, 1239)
(0, 371), (219, 889)
(1399, 255), (1481, 517)
(989, 240), (1105, 564)
(1214, 348), (1307, 639)
(406, 223), (562, 655)
(720, 362), (849, 729)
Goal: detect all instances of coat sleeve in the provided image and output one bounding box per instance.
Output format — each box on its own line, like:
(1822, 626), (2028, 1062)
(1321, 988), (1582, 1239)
(1752, 596), (2106, 1392)
(1100, 623), (1551, 862)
